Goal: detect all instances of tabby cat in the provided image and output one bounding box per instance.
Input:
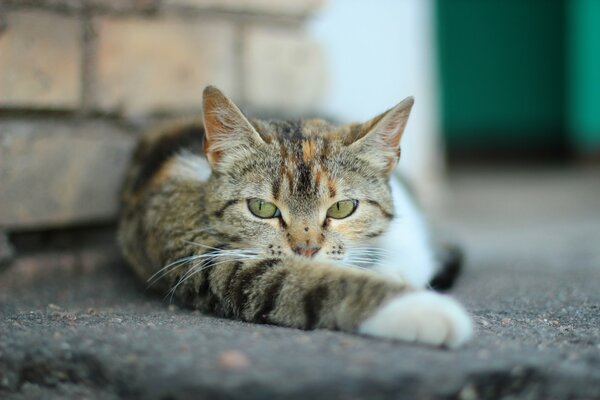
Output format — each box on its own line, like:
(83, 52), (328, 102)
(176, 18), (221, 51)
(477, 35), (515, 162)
(118, 86), (472, 347)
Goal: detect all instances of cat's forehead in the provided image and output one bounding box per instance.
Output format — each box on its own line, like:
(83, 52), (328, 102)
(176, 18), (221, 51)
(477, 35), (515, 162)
(252, 120), (347, 177)
(251, 118), (366, 144)
(234, 119), (383, 212)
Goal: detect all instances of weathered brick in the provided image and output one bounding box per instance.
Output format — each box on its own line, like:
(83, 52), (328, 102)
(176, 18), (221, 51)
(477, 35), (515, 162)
(242, 26), (326, 113)
(163, 0), (323, 16)
(0, 120), (135, 229)
(85, 0), (160, 12)
(0, 11), (81, 109)
(93, 17), (236, 116)
(1, 0), (159, 12)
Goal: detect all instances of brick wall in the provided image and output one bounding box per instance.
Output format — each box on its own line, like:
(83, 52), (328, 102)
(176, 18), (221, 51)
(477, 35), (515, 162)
(0, 0), (326, 231)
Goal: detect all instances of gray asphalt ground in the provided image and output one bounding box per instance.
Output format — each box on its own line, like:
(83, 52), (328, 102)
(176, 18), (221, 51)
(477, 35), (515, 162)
(1, 168), (599, 399)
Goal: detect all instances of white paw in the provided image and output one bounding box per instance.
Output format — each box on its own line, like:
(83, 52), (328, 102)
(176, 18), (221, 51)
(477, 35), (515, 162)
(358, 291), (473, 348)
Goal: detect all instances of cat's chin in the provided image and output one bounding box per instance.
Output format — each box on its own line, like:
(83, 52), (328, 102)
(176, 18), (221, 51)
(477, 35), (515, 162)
(358, 291), (473, 348)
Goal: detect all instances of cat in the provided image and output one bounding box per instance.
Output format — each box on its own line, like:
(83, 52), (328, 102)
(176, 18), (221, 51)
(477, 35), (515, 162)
(118, 86), (473, 348)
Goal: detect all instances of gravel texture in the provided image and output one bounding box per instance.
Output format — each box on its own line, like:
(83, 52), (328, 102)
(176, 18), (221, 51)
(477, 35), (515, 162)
(1, 168), (599, 399)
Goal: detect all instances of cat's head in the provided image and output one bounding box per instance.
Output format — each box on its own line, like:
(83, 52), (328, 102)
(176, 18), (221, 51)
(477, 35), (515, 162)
(201, 86), (413, 264)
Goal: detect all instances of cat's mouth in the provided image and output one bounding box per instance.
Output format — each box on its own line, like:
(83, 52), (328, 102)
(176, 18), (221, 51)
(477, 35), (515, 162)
(292, 245), (321, 258)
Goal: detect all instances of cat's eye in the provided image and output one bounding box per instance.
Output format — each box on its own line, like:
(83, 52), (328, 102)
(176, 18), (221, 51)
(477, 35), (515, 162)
(326, 199), (358, 219)
(247, 198), (281, 219)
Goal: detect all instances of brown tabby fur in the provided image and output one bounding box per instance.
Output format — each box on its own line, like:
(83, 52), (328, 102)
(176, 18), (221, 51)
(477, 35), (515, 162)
(118, 86), (415, 333)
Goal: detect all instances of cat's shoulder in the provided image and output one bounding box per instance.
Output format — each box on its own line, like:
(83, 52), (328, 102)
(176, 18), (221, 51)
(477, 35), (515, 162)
(135, 118), (205, 160)
(128, 118), (206, 193)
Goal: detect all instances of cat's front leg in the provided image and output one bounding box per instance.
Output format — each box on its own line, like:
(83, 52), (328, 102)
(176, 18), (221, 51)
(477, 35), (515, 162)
(186, 256), (472, 348)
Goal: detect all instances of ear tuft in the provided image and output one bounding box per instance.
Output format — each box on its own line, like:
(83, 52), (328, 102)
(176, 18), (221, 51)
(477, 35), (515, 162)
(203, 85), (221, 97)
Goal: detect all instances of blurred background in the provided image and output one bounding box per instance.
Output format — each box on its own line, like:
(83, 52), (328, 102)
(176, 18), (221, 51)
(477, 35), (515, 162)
(0, 0), (599, 236)
(310, 0), (600, 197)
(1, 4), (600, 395)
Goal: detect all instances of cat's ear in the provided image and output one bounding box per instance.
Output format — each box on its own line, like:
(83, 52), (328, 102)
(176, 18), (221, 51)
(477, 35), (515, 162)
(202, 86), (265, 168)
(350, 96), (414, 174)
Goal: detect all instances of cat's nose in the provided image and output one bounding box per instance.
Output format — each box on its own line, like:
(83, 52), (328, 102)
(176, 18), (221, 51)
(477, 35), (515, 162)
(293, 246), (321, 258)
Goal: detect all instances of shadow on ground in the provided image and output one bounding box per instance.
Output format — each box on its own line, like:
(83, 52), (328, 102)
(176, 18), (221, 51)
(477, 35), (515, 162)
(1, 168), (599, 399)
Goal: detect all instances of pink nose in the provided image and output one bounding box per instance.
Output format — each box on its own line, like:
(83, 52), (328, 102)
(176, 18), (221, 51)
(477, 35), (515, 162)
(293, 246), (321, 258)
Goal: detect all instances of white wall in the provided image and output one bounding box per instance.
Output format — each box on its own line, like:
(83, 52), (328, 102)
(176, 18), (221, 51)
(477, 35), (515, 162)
(309, 0), (444, 204)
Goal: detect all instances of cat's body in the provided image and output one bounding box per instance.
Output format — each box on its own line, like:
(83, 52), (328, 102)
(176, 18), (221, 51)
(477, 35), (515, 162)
(118, 87), (472, 347)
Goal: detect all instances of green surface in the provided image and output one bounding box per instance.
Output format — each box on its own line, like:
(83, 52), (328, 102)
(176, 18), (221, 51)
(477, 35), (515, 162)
(568, 0), (600, 153)
(436, 0), (566, 152)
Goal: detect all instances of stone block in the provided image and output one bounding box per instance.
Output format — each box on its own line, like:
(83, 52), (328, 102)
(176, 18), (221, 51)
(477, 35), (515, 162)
(93, 17), (236, 115)
(0, 11), (82, 109)
(0, 0), (159, 12)
(242, 26), (326, 113)
(0, 120), (135, 229)
(163, 0), (323, 16)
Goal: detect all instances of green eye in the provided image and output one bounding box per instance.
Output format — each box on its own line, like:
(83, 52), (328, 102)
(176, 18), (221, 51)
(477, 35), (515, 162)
(247, 198), (281, 219)
(326, 199), (358, 219)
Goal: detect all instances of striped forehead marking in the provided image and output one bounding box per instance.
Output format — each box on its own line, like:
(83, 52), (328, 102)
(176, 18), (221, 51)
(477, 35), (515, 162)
(260, 120), (346, 201)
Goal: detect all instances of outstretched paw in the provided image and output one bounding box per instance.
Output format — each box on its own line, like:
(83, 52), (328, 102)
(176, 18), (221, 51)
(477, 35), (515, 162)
(358, 291), (473, 348)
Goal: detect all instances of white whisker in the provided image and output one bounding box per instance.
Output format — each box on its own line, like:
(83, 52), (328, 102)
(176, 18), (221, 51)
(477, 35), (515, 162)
(188, 227), (218, 234)
(165, 254), (265, 302)
(340, 262), (372, 272)
(147, 255), (203, 286)
(148, 252), (251, 287)
(148, 242), (262, 288)
(351, 247), (393, 255)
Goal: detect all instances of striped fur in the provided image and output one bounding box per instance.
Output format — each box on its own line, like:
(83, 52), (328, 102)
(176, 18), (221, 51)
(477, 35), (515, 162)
(118, 86), (472, 346)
